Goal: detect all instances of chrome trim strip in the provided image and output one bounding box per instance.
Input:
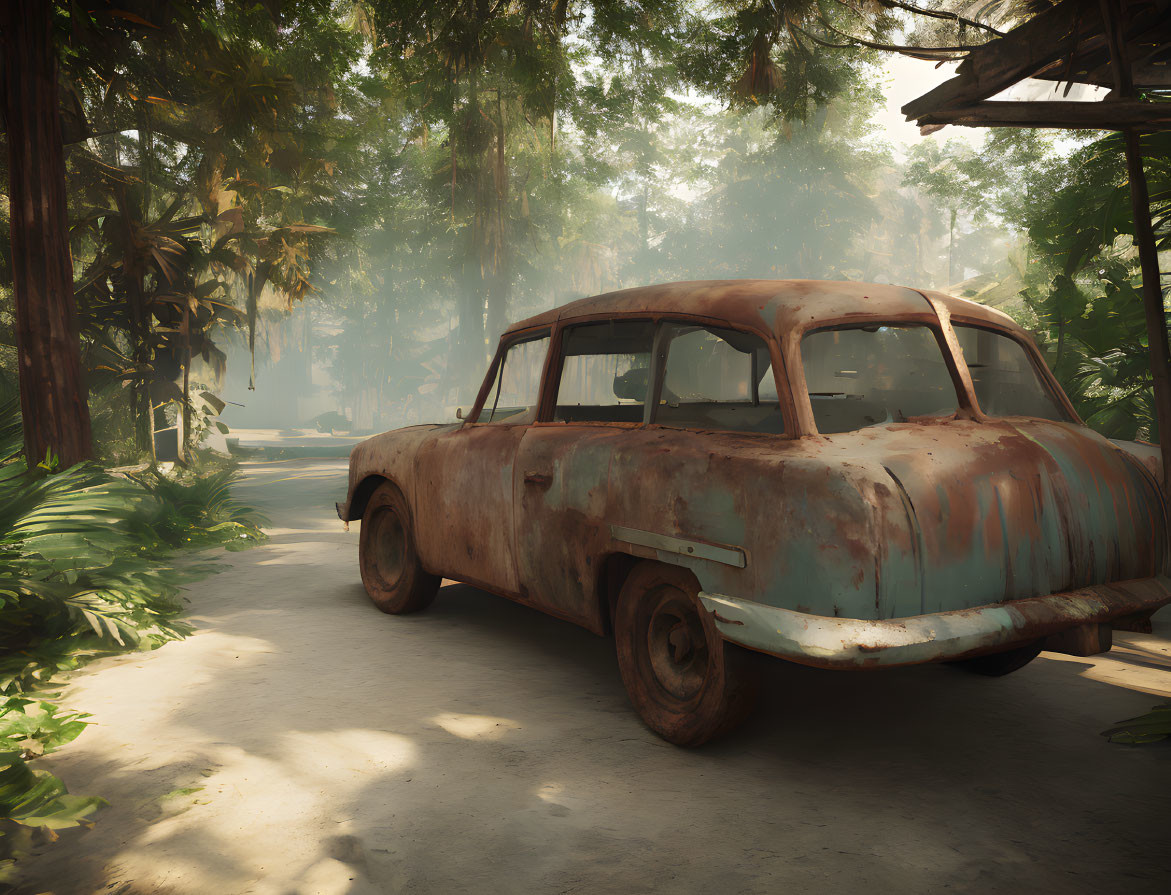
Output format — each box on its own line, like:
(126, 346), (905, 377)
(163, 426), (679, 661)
(610, 524), (747, 568)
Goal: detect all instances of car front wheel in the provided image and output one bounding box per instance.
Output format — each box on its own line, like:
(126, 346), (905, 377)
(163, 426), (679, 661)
(359, 481), (439, 614)
(614, 561), (759, 746)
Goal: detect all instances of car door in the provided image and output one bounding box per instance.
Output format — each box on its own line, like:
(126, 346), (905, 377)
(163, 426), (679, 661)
(514, 319), (656, 629)
(516, 318), (790, 629)
(413, 330), (550, 594)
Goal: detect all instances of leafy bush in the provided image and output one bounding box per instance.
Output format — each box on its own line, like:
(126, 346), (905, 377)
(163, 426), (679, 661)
(0, 451), (193, 694)
(131, 466), (268, 552)
(0, 398), (267, 872)
(0, 697), (106, 880)
(1102, 704), (1171, 745)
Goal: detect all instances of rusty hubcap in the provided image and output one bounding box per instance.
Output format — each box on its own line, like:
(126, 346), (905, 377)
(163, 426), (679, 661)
(371, 506), (406, 588)
(646, 589), (709, 701)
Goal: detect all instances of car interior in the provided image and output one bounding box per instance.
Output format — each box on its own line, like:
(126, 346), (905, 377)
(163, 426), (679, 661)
(553, 320), (786, 433)
(653, 325), (785, 434)
(554, 320), (655, 423)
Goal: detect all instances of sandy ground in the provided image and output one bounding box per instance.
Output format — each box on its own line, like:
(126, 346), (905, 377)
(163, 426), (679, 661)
(12, 457), (1171, 895)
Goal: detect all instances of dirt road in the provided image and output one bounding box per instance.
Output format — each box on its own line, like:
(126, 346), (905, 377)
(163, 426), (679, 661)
(16, 458), (1171, 894)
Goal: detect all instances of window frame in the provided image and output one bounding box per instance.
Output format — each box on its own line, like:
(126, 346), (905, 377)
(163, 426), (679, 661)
(466, 326), (553, 426)
(532, 313), (794, 437)
(950, 321), (1077, 423)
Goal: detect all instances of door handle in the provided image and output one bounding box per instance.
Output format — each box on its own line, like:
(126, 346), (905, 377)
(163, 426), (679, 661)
(524, 472), (553, 488)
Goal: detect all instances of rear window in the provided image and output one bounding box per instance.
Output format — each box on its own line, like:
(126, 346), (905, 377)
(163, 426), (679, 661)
(953, 325), (1070, 421)
(801, 324), (958, 434)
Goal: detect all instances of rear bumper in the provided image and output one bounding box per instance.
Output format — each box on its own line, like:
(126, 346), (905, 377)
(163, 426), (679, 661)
(699, 575), (1171, 669)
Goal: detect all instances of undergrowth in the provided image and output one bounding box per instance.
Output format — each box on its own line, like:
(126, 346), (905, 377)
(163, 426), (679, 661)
(0, 398), (268, 878)
(1101, 703), (1171, 745)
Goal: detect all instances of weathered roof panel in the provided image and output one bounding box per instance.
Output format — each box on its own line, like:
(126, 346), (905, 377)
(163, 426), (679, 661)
(506, 279), (1020, 338)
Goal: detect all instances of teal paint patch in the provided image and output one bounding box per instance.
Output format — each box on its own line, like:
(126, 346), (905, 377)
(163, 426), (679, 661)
(756, 467), (881, 619)
(670, 483), (747, 548)
(558, 443), (612, 510)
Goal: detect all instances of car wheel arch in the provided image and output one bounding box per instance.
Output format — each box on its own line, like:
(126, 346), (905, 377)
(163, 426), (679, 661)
(596, 551), (644, 636)
(348, 473), (394, 522)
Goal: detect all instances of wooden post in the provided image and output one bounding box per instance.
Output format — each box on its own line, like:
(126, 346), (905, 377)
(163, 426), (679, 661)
(1, 0), (93, 467)
(1100, 0), (1171, 493)
(1122, 130), (1171, 490)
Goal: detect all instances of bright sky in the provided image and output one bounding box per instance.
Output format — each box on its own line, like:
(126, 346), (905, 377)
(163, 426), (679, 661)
(875, 55), (981, 153)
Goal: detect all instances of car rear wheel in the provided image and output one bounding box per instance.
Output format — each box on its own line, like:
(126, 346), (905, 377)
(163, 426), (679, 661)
(952, 639), (1044, 677)
(359, 481), (439, 614)
(614, 561), (759, 746)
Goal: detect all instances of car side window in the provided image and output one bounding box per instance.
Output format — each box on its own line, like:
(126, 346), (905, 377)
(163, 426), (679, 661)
(554, 320), (655, 423)
(654, 324), (785, 434)
(473, 334), (550, 424)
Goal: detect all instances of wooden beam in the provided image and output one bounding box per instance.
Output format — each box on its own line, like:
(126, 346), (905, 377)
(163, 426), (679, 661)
(901, 0), (1099, 121)
(1032, 40), (1171, 89)
(917, 99), (1171, 130)
(903, 0), (1171, 122)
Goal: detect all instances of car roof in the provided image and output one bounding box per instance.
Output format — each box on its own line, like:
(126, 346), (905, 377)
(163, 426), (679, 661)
(506, 279), (1019, 338)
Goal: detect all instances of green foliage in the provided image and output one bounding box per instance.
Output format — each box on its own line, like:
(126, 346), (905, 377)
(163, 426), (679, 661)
(0, 398), (266, 867)
(131, 466), (269, 552)
(1101, 703), (1171, 745)
(1, 698), (88, 759)
(0, 697), (106, 881)
(0, 456), (193, 690)
(1019, 258), (1155, 441)
(975, 129), (1169, 443)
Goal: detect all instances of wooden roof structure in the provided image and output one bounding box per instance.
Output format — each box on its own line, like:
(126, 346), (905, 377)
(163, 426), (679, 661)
(902, 0), (1171, 131)
(902, 0), (1171, 493)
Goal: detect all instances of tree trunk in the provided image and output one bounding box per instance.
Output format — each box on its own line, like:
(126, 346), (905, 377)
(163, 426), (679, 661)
(2, 0), (93, 467)
(948, 206), (957, 287)
(114, 184), (153, 454)
(486, 87), (509, 343)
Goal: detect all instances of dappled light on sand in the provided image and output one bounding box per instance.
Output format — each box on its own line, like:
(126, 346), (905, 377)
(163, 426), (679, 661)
(1041, 633), (1171, 699)
(124, 730), (414, 895)
(432, 712), (523, 741)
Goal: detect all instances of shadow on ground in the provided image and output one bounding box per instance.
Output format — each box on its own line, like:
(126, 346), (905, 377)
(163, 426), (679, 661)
(14, 459), (1171, 895)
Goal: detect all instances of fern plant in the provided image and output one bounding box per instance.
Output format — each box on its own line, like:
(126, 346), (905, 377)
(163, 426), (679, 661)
(0, 397), (267, 872)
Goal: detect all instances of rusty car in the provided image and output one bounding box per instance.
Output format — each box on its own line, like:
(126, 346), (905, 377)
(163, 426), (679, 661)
(337, 279), (1170, 745)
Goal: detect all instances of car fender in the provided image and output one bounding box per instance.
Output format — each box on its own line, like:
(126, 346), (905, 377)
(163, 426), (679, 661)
(338, 424), (454, 522)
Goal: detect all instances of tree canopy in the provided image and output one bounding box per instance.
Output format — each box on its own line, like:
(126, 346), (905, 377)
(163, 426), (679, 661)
(0, 0), (1165, 449)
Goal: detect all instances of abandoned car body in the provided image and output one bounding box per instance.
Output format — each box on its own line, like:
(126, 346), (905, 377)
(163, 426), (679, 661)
(338, 279), (1170, 744)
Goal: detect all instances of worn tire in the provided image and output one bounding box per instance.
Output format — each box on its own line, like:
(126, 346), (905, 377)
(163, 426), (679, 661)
(952, 639), (1044, 677)
(359, 481), (439, 614)
(614, 561), (759, 746)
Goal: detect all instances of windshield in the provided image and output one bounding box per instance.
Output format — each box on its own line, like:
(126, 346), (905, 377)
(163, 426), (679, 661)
(953, 325), (1071, 422)
(801, 324), (958, 434)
